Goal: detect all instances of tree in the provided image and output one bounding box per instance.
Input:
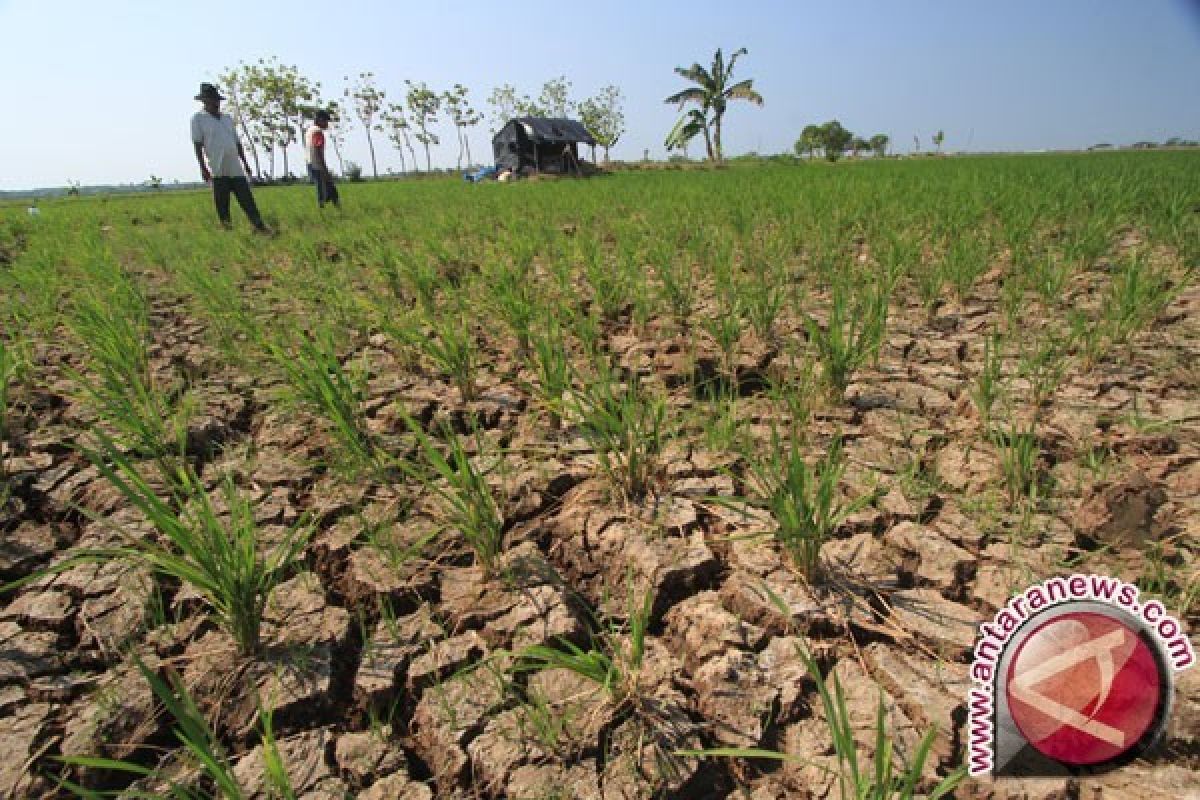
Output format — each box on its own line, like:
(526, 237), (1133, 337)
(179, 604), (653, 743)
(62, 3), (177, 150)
(487, 84), (520, 132)
(405, 81), (441, 172)
(344, 72), (386, 178)
(817, 120), (853, 162)
(850, 136), (870, 158)
(246, 57), (320, 179)
(537, 76), (574, 117)
(381, 102), (417, 174)
(322, 99), (349, 175)
(217, 63), (263, 177)
(665, 109), (707, 159)
(933, 129), (945, 153)
(442, 84), (483, 169)
(794, 124), (822, 160)
(577, 85), (625, 163)
(869, 133), (889, 158)
(664, 47), (763, 163)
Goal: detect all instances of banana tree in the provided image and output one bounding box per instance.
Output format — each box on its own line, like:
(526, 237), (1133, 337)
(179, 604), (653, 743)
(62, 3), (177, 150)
(664, 47), (763, 163)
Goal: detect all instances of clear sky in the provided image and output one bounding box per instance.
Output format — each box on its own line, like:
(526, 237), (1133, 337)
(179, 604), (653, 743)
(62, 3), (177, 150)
(1, 0), (1198, 190)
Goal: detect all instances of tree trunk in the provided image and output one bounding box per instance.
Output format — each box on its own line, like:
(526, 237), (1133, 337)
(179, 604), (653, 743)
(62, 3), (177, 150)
(701, 121), (714, 163)
(235, 113), (260, 177)
(366, 127), (378, 178)
(331, 135), (345, 175)
(407, 139), (418, 172)
(282, 145), (289, 178)
(424, 140), (431, 172)
(464, 134), (472, 168)
(604, 144), (610, 162)
(713, 113), (723, 163)
(456, 126), (464, 170)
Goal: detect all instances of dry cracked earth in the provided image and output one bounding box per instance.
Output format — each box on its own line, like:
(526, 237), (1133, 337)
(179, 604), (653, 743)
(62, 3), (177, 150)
(1, 236), (1198, 800)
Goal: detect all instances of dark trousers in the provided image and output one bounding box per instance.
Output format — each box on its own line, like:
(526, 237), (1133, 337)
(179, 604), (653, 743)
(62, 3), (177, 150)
(212, 176), (265, 229)
(308, 164), (340, 208)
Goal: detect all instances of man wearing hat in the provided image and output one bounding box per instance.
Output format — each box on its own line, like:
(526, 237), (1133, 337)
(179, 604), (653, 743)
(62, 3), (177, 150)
(305, 109), (340, 209)
(190, 83), (270, 232)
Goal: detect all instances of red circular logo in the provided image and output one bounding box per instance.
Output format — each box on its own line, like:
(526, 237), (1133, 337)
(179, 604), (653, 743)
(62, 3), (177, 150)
(1006, 611), (1162, 766)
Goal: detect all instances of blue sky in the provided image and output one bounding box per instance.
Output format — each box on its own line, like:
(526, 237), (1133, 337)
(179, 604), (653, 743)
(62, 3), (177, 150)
(0, 0), (1197, 189)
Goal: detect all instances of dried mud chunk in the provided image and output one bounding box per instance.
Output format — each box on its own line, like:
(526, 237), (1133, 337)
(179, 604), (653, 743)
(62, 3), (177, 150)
(885, 588), (979, 659)
(662, 590), (766, 673)
(358, 771), (434, 800)
(719, 569), (853, 636)
(232, 727), (339, 798)
(1076, 764), (1200, 799)
(624, 530), (719, 609)
(692, 649), (780, 748)
(0, 702), (53, 799)
(884, 521), (976, 590)
(2, 589), (74, 632)
(820, 532), (893, 585)
(60, 655), (161, 763)
(77, 564), (153, 651)
(507, 761), (602, 800)
(935, 441), (999, 493)
(489, 583), (583, 651)
(0, 521), (65, 582)
(181, 629), (335, 737)
(931, 502), (987, 550)
(467, 708), (549, 791)
(406, 630), (488, 691)
(411, 667), (505, 788)
(263, 572), (351, 649)
(343, 546), (438, 607)
(966, 774), (1075, 799)
(862, 642), (966, 764)
(334, 728), (408, 788)
(356, 604), (443, 708)
(0, 620), (63, 684)
(757, 635), (811, 725)
(601, 688), (701, 799)
(1073, 470), (1168, 550)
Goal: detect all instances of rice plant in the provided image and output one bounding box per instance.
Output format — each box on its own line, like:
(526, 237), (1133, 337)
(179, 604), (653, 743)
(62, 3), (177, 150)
(32, 436), (310, 656)
(970, 333), (1004, 427)
(398, 414), (504, 578)
(57, 658), (298, 799)
(490, 262), (538, 354)
(267, 325), (381, 477)
(798, 644), (965, 800)
(677, 643), (964, 800)
(67, 286), (190, 483)
(571, 367), (668, 500)
(740, 433), (869, 579)
(514, 582), (654, 710)
(0, 334), (23, 454)
(412, 310), (480, 402)
(991, 423), (1042, 506)
(807, 279), (890, 397)
(526, 323), (572, 426)
(1102, 252), (1175, 346)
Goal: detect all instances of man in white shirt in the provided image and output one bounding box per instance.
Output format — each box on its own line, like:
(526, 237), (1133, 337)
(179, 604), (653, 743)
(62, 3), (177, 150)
(190, 83), (269, 232)
(306, 110), (340, 209)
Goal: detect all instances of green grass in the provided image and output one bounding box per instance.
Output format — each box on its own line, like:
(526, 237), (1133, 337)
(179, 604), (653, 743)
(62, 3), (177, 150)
(739, 433), (871, 580)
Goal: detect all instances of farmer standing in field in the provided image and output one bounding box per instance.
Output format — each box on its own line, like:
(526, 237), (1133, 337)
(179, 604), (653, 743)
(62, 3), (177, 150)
(305, 110), (340, 209)
(190, 83), (271, 233)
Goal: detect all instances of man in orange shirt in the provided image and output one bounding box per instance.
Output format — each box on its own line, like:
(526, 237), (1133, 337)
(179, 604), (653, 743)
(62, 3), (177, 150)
(305, 110), (340, 209)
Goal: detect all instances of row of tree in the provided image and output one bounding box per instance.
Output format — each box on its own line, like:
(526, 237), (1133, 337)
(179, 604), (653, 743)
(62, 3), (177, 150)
(214, 59), (626, 179)
(795, 121), (891, 161)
